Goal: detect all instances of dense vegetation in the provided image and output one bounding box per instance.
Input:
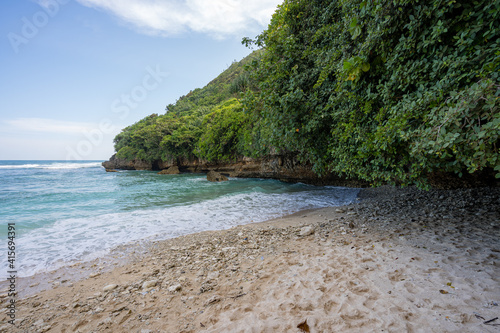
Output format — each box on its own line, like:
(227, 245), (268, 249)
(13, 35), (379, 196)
(113, 0), (500, 187)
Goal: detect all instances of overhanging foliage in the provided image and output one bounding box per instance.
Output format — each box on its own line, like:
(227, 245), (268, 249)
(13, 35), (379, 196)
(244, 0), (499, 187)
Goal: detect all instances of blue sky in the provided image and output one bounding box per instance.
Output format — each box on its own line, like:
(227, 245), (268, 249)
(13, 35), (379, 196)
(0, 0), (280, 160)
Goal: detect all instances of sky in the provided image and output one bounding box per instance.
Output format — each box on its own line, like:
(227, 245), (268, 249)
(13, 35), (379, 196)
(0, 0), (281, 160)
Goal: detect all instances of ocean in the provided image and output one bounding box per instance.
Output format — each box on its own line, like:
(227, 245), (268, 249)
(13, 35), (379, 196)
(0, 160), (359, 279)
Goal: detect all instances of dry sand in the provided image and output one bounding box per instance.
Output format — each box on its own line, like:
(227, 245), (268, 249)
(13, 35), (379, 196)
(1, 186), (499, 332)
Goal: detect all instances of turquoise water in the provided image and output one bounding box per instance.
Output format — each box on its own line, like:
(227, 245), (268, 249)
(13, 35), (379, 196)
(0, 160), (359, 279)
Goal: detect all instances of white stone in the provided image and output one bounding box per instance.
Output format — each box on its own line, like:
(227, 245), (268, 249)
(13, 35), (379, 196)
(103, 284), (118, 292)
(207, 271), (220, 280)
(299, 226), (315, 237)
(168, 284), (182, 293)
(142, 280), (157, 290)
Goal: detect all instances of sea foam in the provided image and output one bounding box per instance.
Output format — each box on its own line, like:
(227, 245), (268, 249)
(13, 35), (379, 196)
(12, 187), (358, 278)
(0, 162), (102, 170)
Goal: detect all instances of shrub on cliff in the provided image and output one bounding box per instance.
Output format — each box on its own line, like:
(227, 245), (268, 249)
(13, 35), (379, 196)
(196, 99), (250, 161)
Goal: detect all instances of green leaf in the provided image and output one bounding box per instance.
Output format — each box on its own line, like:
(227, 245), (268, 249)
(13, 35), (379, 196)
(350, 17), (358, 29)
(343, 60), (353, 71)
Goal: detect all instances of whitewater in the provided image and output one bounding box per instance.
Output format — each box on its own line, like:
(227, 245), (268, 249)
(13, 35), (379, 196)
(0, 160), (359, 279)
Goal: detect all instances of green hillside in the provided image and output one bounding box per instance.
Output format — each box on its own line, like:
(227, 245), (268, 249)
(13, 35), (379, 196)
(113, 50), (267, 163)
(112, 0), (500, 188)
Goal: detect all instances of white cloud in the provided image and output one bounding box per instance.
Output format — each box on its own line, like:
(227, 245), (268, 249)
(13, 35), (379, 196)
(5, 118), (96, 134)
(74, 0), (281, 38)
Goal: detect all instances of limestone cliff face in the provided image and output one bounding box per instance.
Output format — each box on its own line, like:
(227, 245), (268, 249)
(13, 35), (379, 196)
(101, 154), (367, 187)
(102, 155), (151, 171)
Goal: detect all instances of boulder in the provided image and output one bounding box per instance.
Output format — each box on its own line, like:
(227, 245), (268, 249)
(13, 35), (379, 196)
(207, 171), (228, 182)
(158, 166), (180, 175)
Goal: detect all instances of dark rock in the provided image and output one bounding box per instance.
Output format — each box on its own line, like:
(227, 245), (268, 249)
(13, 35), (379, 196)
(157, 159), (175, 170)
(101, 154), (152, 171)
(427, 168), (499, 189)
(158, 166), (180, 175)
(132, 159), (153, 171)
(207, 171), (228, 182)
(297, 319), (310, 332)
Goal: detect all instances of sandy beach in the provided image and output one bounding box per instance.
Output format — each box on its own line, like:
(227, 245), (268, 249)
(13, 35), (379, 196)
(1, 186), (499, 333)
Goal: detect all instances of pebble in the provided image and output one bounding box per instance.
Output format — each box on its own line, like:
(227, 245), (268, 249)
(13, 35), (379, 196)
(103, 284), (118, 292)
(207, 271), (220, 280)
(168, 284), (182, 293)
(38, 325), (52, 333)
(34, 319), (45, 327)
(142, 280), (158, 290)
(299, 226), (315, 237)
(205, 295), (222, 306)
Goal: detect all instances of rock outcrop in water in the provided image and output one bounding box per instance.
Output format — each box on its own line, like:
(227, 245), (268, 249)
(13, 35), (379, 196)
(102, 154), (368, 187)
(102, 155), (150, 171)
(207, 171), (228, 182)
(158, 166), (180, 175)
(102, 154), (498, 188)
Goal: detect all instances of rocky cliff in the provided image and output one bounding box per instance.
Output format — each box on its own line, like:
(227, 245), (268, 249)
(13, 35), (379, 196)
(102, 153), (498, 189)
(102, 154), (368, 187)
